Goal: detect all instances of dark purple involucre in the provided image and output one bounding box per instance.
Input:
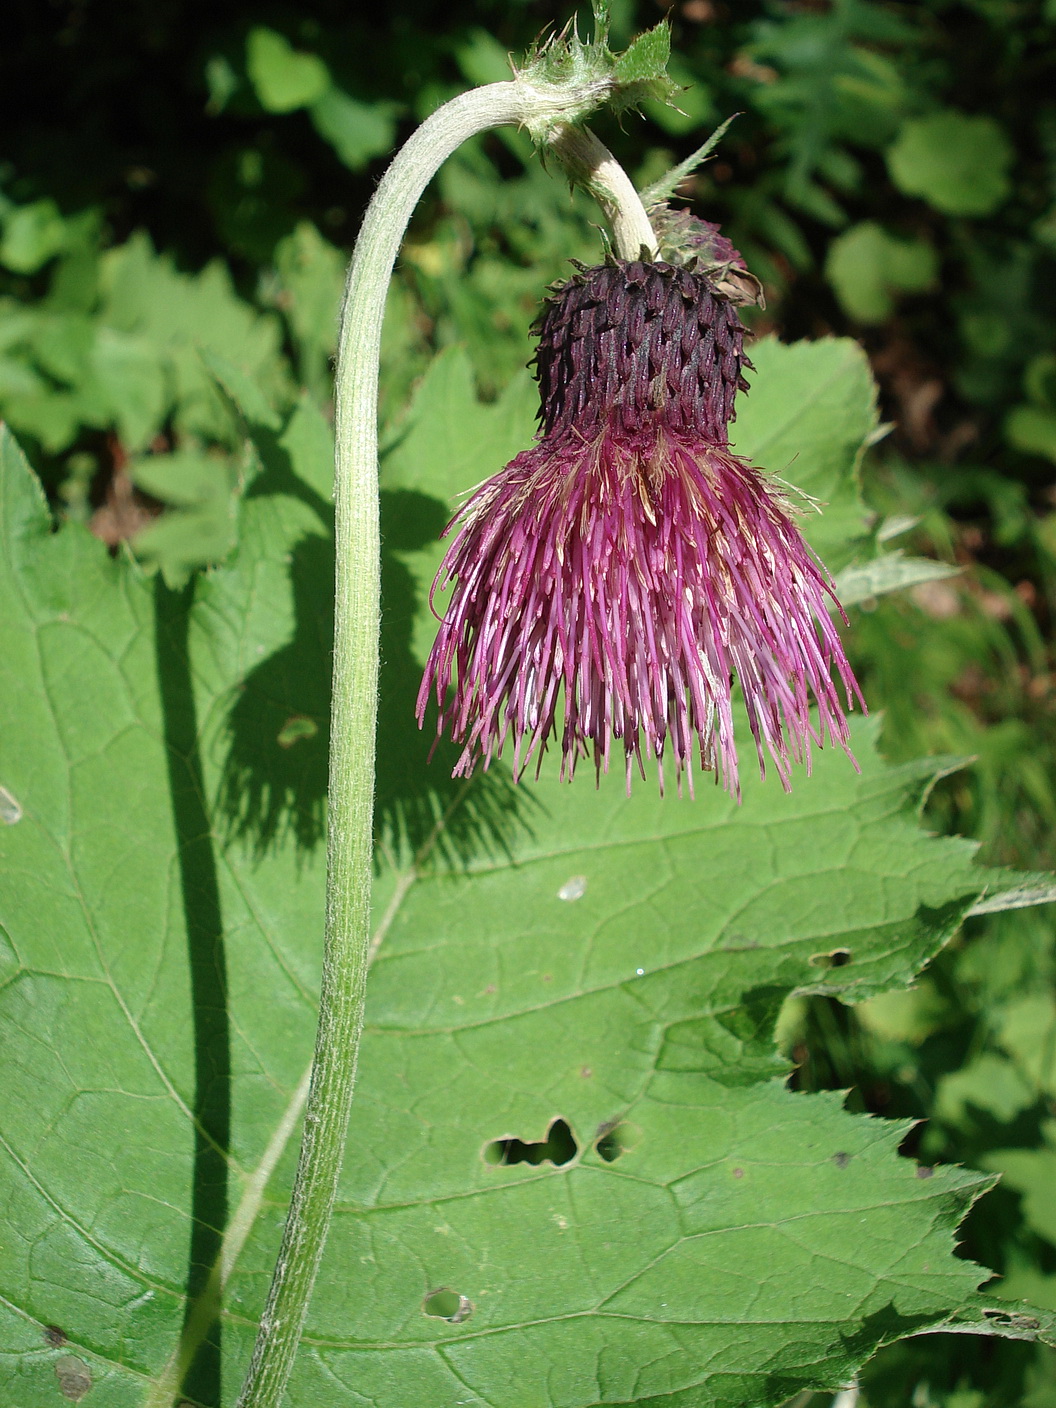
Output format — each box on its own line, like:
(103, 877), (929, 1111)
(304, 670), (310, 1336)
(417, 259), (863, 796)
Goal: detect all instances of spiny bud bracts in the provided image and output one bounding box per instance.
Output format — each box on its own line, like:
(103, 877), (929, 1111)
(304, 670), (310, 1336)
(535, 260), (750, 445)
(649, 207), (745, 269)
(648, 207), (765, 306)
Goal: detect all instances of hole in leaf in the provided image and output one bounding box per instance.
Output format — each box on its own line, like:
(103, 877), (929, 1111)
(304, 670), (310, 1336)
(423, 1288), (473, 1323)
(484, 1117), (578, 1167)
(982, 1307), (1040, 1330)
(596, 1121), (638, 1163)
(810, 947), (852, 968)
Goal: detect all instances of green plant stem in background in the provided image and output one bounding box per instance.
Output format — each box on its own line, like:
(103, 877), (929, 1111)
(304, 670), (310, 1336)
(235, 81), (656, 1408)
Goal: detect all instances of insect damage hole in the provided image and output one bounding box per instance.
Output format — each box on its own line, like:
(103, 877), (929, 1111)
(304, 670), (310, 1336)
(809, 947), (853, 968)
(595, 1121), (640, 1163)
(423, 1288), (474, 1323)
(484, 1117), (578, 1167)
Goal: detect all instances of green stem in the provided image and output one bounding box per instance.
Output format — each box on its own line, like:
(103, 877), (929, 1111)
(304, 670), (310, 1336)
(235, 80), (656, 1408)
(549, 123), (659, 258)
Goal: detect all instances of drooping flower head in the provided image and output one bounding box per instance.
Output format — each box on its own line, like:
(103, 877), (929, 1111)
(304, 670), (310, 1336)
(417, 246), (863, 796)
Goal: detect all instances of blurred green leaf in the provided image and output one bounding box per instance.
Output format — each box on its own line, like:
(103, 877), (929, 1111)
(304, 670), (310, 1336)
(90, 327), (168, 450)
(100, 232), (289, 446)
(641, 56), (715, 135)
(131, 448), (230, 509)
(995, 997), (1056, 1097)
(201, 346), (282, 432)
(309, 89), (396, 171)
(1006, 405), (1056, 464)
(888, 112), (1013, 217)
(0, 199), (66, 273)
(857, 979), (954, 1045)
(130, 448), (236, 585)
(1023, 354), (1056, 409)
(204, 53), (240, 114)
(269, 222), (346, 395)
(245, 27), (330, 114)
(935, 1054), (1038, 1129)
(826, 221), (938, 323)
(275, 393), (334, 501)
(985, 1128), (1056, 1247)
(835, 552), (960, 607)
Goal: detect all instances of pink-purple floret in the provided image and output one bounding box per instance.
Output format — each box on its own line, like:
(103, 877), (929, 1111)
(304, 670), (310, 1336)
(416, 258), (864, 796)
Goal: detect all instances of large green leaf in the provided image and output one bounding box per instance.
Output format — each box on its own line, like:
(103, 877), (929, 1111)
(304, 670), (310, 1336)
(0, 329), (1050, 1408)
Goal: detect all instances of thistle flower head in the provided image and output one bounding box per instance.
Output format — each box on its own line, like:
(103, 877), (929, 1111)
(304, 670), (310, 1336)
(417, 257), (863, 796)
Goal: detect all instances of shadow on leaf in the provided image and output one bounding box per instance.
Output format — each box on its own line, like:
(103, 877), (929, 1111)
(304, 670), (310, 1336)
(219, 480), (532, 867)
(155, 578), (230, 1407)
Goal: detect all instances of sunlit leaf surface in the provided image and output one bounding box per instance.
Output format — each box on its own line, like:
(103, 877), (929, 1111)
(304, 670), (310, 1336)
(1, 334), (1050, 1408)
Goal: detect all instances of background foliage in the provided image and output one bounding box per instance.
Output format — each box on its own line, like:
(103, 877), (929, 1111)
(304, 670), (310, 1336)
(2, 1), (1056, 1404)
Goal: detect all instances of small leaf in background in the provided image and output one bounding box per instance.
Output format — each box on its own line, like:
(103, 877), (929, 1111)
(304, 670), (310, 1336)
(100, 232), (289, 446)
(309, 88), (397, 171)
(245, 27), (330, 114)
(269, 222), (347, 395)
(1024, 351), (1056, 408)
(835, 552), (960, 608)
(201, 346), (282, 432)
(934, 1052), (1038, 1129)
(1005, 404), (1056, 463)
(1004, 353), (1056, 463)
(131, 448), (231, 509)
(985, 1126), (1056, 1247)
(90, 327), (168, 451)
(826, 220), (938, 323)
(994, 995), (1056, 1096)
(204, 53), (240, 115)
(275, 394), (334, 502)
(0, 199), (66, 273)
(130, 448), (237, 585)
(887, 111), (1013, 217)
